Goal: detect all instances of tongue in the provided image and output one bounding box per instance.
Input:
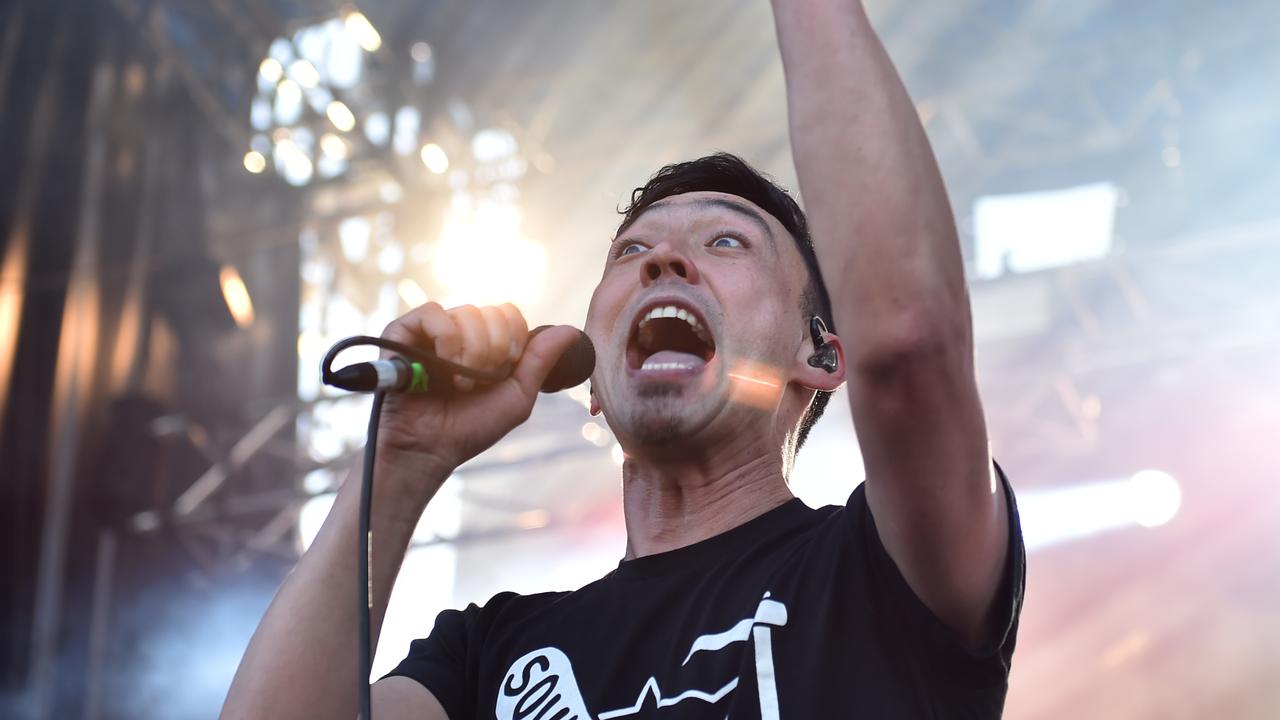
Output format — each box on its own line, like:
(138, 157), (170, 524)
(641, 350), (706, 369)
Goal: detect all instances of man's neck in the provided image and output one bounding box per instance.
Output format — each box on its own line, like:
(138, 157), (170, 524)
(619, 443), (794, 560)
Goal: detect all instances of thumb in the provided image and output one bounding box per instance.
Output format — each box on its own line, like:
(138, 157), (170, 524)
(509, 325), (588, 396)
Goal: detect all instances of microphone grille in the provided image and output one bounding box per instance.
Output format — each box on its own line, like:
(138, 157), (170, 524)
(534, 326), (596, 393)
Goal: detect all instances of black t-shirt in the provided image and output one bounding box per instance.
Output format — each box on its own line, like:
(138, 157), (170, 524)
(387, 470), (1024, 719)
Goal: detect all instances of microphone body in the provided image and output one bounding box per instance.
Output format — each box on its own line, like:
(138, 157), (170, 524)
(327, 357), (425, 394)
(325, 326), (595, 395)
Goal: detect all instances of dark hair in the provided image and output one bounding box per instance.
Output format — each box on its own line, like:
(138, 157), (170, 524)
(617, 152), (835, 453)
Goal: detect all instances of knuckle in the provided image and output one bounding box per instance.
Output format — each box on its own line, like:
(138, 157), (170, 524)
(380, 319), (410, 341)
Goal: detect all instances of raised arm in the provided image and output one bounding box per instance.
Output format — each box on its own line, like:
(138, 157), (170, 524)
(771, 0), (1008, 646)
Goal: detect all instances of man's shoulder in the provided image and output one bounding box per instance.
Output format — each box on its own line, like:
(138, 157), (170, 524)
(473, 587), (573, 615)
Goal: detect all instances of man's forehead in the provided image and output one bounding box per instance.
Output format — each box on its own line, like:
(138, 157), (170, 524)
(627, 191), (783, 239)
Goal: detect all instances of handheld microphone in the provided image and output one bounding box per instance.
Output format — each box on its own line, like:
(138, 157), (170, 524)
(325, 326), (595, 394)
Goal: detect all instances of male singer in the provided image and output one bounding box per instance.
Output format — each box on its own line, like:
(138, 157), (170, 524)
(224, 1), (1024, 717)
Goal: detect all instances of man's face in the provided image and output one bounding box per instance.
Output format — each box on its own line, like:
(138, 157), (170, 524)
(584, 191), (812, 452)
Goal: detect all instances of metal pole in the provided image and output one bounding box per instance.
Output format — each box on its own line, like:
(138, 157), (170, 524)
(81, 530), (117, 720)
(29, 55), (114, 720)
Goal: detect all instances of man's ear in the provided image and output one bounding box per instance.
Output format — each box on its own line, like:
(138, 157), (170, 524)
(794, 331), (846, 392)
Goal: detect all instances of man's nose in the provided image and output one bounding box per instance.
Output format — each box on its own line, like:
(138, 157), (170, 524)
(640, 243), (701, 286)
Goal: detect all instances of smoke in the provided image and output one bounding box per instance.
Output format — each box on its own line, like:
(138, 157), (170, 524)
(100, 571), (274, 720)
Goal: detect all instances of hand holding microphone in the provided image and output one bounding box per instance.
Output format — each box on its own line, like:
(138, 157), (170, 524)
(326, 301), (594, 482)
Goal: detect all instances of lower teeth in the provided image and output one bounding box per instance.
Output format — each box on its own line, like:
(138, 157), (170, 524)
(641, 361), (696, 371)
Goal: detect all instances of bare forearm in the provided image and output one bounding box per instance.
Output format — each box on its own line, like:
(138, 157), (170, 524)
(771, 0), (970, 360)
(221, 453), (447, 720)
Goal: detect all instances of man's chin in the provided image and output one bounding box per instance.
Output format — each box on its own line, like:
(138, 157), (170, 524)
(611, 390), (721, 449)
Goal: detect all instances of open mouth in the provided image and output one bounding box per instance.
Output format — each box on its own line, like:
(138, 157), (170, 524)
(626, 302), (717, 373)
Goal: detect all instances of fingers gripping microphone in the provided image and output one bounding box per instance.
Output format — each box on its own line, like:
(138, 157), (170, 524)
(324, 326), (596, 394)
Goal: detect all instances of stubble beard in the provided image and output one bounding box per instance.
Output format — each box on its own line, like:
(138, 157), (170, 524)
(622, 384), (698, 447)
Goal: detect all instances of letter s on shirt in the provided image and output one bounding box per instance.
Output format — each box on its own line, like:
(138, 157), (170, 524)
(496, 647), (591, 720)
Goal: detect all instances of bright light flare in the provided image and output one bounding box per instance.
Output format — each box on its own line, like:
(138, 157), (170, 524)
(1019, 469), (1182, 552)
(432, 203), (546, 307)
(344, 10), (382, 52)
(420, 143), (449, 174)
(219, 264), (255, 328)
(727, 360), (784, 410)
(326, 100), (356, 132)
(1128, 469), (1181, 528)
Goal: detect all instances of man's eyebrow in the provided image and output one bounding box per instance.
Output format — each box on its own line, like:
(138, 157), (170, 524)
(691, 197), (775, 241)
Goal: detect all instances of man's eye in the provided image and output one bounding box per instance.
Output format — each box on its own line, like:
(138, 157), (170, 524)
(711, 236), (743, 249)
(619, 243), (647, 257)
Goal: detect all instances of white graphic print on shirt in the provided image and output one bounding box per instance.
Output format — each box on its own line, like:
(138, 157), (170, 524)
(495, 593), (787, 720)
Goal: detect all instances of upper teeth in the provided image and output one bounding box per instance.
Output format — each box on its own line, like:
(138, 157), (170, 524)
(638, 304), (713, 345)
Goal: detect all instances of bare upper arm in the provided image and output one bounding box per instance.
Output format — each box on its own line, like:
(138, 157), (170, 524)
(364, 676), (450, 720)
(851, 347), (1009, 649)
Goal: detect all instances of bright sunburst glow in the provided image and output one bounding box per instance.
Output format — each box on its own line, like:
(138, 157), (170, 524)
(432, 202), (546, 307)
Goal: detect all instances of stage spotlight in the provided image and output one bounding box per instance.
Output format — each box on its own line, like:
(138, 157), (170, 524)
(1127, 469), (1181, 528)
(1019, 470), (1182, 552)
